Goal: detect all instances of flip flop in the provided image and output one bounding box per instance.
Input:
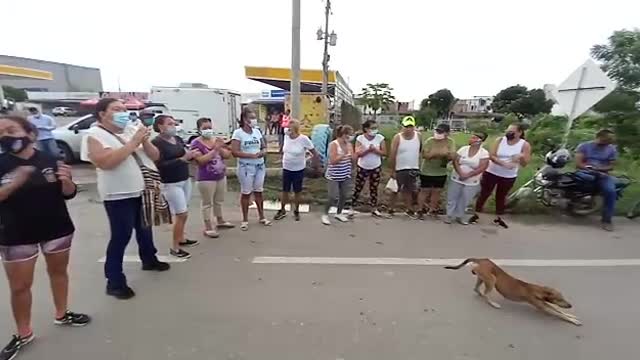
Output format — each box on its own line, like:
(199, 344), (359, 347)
(240, 222), (249, 231)
(259, 218), (272, 226)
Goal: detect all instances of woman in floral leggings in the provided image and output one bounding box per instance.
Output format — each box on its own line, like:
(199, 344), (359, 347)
(352, 120), (387, 217)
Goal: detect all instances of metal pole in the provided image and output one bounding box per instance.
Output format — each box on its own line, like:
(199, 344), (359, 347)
(291, 0), (301, 119)
(562, 66), (587, 147)
(321, 0), (331, 96)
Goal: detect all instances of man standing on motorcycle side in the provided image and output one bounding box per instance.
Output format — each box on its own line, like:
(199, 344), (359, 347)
(575, 129), (618, 232)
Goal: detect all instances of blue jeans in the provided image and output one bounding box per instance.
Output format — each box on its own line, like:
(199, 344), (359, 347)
(576, 170), (617, 223)
(103, 196), (159, 289)
(36, 138), (60, 159)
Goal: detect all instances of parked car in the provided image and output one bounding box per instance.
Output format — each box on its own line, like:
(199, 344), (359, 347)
(53, 114), (187, 163)
(52, 106), (76, 116)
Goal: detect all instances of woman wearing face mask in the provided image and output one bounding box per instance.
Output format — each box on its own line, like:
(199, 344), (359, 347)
(274, 119), (319, 221)
(190, 117), (234, 238)
(151, 115), (201, 259)
(445, 132), (490, 225)
(322, 125), (355, 226)
(472, 123), (531, 228)
(352, 120), (387, 217)
(419, 123), (456, 218)
(0, 115), (90, 360)
(81, 98), (170, 300)
(231, 108), (272, 231)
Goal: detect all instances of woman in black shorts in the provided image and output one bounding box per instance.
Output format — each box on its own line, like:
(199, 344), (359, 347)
(0, 115), (90, 360)
(418, 123), (456, 218)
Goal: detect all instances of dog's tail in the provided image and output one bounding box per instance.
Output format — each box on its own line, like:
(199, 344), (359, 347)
(444, 258), (478, 270)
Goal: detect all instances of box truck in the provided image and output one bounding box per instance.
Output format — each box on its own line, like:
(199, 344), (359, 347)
(150, 84), (242, 142)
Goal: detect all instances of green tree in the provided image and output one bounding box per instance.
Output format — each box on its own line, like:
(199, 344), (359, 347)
(492, 85), (553, 118)
(593, 89), (640, 113)
(414, 106), (437, 128)
(591, 29), (640, 90)
(426, 89), (455, 118)
(1, 85), (27, 102)
(358, 83), (396, 120)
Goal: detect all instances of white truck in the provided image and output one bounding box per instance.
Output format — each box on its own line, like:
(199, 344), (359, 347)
(150, 85), (242, 142)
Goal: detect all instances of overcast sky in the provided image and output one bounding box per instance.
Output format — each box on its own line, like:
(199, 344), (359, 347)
(3, 0), (639, 102)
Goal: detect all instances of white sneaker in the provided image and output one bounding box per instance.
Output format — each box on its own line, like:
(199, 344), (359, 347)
(334, 214), (350, 222)
(321, 215), (331, 225)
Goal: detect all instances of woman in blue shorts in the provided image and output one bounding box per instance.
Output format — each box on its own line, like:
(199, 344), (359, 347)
(231, 108), (272, 231)
(274, 119), (319, 221)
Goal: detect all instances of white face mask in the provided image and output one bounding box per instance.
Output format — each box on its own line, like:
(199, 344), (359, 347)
(369, 129), (379, 135)
(201, 129), (214, 138)
(249, 119), (258, 128)
(433, 132), (445, 140)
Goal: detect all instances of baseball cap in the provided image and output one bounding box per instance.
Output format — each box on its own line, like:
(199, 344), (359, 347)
(401, 116), (416, 127)
(435, 123), (450, 133)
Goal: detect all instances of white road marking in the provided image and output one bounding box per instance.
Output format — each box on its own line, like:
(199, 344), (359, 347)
(252, 257), (640, 267)
(98, 255), (188, 263)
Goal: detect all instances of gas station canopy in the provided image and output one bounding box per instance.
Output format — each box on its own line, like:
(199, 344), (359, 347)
(0, 64), (53, 80)
(245, 66), (339, 94)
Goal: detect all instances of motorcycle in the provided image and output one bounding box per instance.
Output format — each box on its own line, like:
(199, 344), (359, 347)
(507, 149), (631, 216)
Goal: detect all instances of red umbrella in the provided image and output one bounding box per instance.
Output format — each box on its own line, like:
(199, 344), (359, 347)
(80, 98), (100, 107)
(124, 97), (146, 110)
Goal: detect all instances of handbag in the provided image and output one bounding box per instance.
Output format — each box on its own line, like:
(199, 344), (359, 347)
(99, 126), (172, 227)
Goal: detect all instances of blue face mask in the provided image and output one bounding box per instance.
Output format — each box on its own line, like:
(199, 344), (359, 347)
(112, 112), (131, 129)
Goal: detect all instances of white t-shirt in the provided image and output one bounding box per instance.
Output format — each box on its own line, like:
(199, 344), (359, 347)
(451, 145), (490, 186)
(232, 127), (264, 166)
(282, 134), (314, 172)
(356, 134), (385, 170)
(80, 124), (157, 201)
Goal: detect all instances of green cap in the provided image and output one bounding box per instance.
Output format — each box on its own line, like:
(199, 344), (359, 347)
(401, 116), (416, 127)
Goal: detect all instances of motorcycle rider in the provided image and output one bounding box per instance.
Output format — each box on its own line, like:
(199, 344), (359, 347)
(575, 129), (618, 232)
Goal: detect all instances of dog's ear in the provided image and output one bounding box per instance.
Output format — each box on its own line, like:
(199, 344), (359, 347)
(535, 287), (554, 302)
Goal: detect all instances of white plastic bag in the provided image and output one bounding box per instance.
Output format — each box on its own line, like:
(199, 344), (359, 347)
(385, 178), (398, 193)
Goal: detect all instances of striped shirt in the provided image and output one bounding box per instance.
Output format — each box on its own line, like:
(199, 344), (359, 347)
(326, 140), (352, 181)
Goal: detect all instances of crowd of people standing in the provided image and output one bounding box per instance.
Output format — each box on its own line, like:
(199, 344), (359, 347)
(0, 100), (623, 360)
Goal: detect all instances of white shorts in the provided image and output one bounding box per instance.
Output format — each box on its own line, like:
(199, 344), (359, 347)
(162, 180), (193, 215)
(237, 163), (266, 195)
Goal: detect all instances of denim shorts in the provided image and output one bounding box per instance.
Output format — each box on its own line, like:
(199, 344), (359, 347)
(238, 163), (266, 195)
(0, 233), (73, 263)
(162, 179), (193, 215)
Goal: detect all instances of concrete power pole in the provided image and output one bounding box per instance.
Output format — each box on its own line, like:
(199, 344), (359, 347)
(291, 0), (301, 119)
(321, 0), (331, 96)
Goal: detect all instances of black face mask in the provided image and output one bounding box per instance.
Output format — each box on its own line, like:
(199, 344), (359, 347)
(505, 132), (516, 140)
(0, 136), (32, 154)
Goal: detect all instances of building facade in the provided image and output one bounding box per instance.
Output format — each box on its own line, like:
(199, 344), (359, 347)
(0, 55), (102, 92)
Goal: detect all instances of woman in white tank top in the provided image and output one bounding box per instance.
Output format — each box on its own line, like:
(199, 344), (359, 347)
(473, 123), (531, 229)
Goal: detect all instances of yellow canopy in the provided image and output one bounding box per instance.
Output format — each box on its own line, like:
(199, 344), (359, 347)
(0, 64), (53, 80)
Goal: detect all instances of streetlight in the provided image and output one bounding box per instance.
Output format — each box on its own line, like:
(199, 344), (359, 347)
(317, 0), (337, 97)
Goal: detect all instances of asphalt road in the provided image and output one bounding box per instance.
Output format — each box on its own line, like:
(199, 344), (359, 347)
(1, 187), (639, 360)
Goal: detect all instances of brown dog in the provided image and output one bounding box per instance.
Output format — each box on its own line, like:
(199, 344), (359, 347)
(445, 258), (582, 326)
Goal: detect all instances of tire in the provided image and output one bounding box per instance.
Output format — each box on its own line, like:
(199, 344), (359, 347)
(310, 124), (332, 166)
(627, 200), (640, 219)
(569, 196), (603, 216)
(57, 141), (75, 163)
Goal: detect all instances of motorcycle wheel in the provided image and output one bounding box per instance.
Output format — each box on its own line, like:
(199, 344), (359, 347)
(627, 199), (640, 219)
(568, 196), (603, 216)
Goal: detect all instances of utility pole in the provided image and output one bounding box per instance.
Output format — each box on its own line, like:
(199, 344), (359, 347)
(291, 0), (301, 119)
(321, 0), (331, 96)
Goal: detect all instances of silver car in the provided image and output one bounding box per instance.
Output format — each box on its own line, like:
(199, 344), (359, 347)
(53, 114), (187, 163)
